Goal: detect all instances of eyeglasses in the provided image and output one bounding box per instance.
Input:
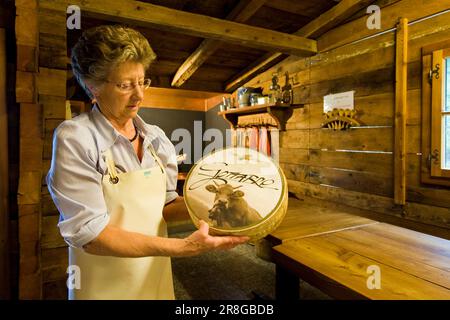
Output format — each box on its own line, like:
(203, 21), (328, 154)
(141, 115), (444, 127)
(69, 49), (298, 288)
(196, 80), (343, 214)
(106, 78), (151, 92)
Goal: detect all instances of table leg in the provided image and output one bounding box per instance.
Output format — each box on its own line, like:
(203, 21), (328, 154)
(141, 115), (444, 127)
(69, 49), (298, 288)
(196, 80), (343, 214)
(275, 264), (299, 300)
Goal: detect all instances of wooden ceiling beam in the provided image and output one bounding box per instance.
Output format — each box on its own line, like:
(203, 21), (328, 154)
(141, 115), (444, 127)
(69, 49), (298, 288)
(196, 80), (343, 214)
(224, 0), (375, 92)
(40, 0), (317, 56)
(171, 0), (267, 88)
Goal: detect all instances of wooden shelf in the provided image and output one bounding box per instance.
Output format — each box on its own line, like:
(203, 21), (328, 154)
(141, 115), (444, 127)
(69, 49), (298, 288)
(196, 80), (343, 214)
(218, 103), (303, 131)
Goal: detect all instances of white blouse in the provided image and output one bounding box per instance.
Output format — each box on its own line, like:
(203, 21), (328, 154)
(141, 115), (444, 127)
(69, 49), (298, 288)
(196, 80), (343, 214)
(46, 105), (179, 248)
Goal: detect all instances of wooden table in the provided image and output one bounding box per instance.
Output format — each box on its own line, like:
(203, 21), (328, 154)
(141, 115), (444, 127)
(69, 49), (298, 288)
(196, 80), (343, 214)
(258, 197), (379, 298)
(267, 197), (378, 246)
(273, 223), (450, 300)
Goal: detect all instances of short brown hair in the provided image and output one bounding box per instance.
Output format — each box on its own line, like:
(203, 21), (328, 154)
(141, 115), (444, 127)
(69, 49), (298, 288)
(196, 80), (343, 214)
(71, 25), (157, 98)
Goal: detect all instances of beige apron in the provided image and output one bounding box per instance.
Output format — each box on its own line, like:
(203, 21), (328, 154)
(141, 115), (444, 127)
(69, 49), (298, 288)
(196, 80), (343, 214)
(68, 144), (175, 300)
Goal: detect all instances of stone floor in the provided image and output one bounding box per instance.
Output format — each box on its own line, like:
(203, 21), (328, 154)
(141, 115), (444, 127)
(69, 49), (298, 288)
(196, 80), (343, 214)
(170, 231), (331, 300)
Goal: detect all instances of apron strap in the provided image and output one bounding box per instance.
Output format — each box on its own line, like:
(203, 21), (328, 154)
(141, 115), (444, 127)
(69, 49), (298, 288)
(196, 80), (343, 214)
(104, 149), (119, 184)
(103, 142), (165, 183)
(148, 143), (165, 174)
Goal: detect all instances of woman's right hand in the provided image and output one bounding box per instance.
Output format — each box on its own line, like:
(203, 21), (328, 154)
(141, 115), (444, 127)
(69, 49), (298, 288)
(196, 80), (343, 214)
(181, 220), (250, 256)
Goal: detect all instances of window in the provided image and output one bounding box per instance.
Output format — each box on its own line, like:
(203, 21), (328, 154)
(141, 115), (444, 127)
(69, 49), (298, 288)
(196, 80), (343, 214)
(422, 42), (450, 186)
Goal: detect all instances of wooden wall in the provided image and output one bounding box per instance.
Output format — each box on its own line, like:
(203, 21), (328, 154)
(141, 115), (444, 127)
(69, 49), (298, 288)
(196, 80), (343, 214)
(14, 0), (68, 299)
(246, 0), (450, 238)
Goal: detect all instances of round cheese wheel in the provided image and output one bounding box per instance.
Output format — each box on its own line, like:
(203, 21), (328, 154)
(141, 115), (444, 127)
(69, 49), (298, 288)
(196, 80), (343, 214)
(183, 147), (287, 240)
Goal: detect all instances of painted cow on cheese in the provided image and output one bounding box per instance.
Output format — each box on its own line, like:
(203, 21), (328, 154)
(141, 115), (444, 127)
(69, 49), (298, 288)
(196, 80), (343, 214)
(206, 182), (262, 228)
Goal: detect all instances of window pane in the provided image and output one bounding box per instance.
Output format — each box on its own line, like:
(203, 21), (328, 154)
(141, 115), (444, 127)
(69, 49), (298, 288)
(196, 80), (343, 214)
(446, 57), (450, 112)
(445, 115), (450, 169)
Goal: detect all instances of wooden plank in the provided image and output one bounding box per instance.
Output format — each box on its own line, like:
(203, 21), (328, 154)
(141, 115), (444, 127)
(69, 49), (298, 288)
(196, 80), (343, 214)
(141, 93), (206, 111)
(288, 180), (450, 237)
(16, 71), (36, 103)
(20, 103), (43, 172)
(304, 12), (450, 82)
(171, 0), (267, 87)
(404, 198), (450, 229)
(281, 151), (426, 198)
(17, 45), (38, 72)
(348, 223), (450, 274)
(19, 212), (40, 243)
(41, 160), (51, 186)
(278, 148), (309, 166)
(15, 0), (38, 9)
(309, 165), (393, 197)
(43, 134), (53, 161)
(309, 45), (395, 85)
(41, 188), (59, 217)
(281, 127), (420, 153)
(224, 0), (375, 92)
(41, 215), (66, 249)
(15, 6), (38, 46)
(19, 238), (41, 299)
(18, 203), (40, 217)
(285, 104), (310, 130)
(283, 149), (392, 174)
(43, 279), (66, 299)
(40, 95), (66, 119)
(40, 0), (317, 57)
(247, 8), (450, 100)
(39, 33), (67, 69)
(20, 103), (42, 139)
(306, 60), (421, 104)
(43, 118), (64, 161)
(17, 171), (41, 205)
(151, 75), (224, 93)
(44, 118), (63, 139)
(37, 68), (66, 97)
(273, 225), (450, 299)
(280, 163), (309, 183)
(317, 0), (450, 52)
(41, 247), (67, 283)
(38, 7), (66, 36)
(297, 0), (376, 39)
(20, 137), (43, 172)
(19, 270), (42, 299)
(394, 18), (408, 205)
(267, 197), (378, 245)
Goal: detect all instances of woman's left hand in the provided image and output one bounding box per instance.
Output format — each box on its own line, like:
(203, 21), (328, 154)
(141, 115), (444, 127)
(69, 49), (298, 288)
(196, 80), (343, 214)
(181, 220), (250, 256)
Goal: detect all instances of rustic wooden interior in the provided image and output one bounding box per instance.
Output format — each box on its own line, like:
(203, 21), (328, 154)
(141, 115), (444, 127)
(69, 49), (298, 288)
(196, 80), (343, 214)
(1, 0), (450, 300)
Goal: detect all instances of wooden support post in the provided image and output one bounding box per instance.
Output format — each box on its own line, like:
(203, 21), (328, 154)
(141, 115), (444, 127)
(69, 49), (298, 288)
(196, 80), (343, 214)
(394, 18), (408, 205)
(15, 0), (42, 299)
(275, 264), (299, 301)
(0, 27), (10, 299)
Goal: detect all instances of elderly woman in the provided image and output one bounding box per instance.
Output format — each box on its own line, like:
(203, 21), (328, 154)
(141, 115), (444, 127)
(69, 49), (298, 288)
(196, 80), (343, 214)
(46, 25), (248, 300)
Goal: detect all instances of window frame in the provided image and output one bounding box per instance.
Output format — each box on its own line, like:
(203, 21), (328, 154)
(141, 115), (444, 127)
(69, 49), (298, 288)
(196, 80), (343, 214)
(421, 40), (450, 186)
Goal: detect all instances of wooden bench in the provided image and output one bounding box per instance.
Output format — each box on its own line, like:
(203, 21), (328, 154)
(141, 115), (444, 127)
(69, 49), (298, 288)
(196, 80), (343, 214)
(268, 198), (450, 300)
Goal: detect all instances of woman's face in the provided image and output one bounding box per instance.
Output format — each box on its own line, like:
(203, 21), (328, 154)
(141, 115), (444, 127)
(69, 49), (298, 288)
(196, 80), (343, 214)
(92, 61), (146, 123)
